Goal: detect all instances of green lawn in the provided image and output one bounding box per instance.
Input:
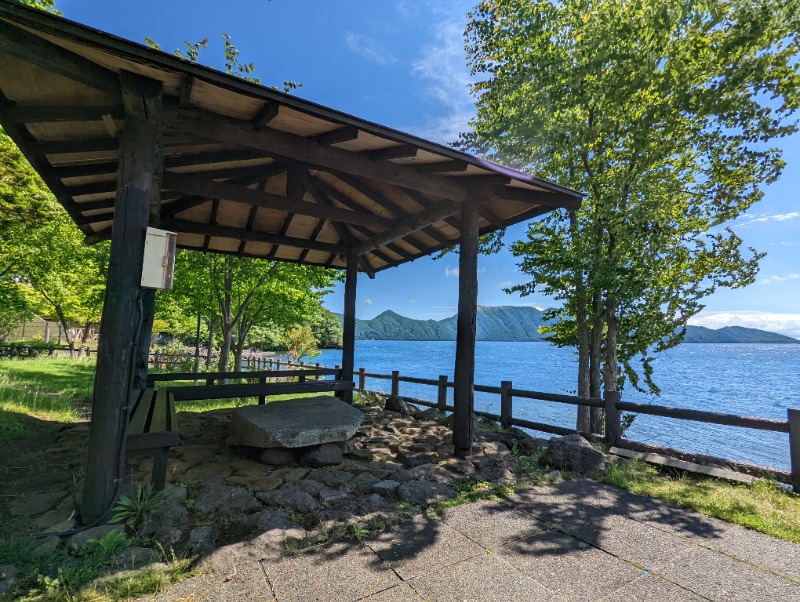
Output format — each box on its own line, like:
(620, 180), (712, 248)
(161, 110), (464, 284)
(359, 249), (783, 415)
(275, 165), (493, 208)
(0, 357), (96, 442)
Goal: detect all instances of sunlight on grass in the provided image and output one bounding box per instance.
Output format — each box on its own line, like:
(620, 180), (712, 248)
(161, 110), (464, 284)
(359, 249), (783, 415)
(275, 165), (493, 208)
(0, 358), (95, 440)
(599, 459), (800, 543)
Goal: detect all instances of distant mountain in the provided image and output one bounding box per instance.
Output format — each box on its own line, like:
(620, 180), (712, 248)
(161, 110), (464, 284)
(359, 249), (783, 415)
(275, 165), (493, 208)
(340, 306), (799, 344)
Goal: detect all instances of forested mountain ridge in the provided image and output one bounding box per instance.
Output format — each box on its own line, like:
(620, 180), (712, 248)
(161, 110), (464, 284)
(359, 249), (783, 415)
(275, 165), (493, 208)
(340, 306), (799, 344)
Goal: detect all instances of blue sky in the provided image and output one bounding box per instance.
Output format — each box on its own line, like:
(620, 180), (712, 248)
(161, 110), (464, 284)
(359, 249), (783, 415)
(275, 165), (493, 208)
(59, 0), (800, 336)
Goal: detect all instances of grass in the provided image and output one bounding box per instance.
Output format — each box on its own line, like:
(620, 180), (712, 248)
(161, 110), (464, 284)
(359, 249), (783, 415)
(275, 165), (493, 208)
(598, 458), (800, 544)
(0, 357), (95, 442)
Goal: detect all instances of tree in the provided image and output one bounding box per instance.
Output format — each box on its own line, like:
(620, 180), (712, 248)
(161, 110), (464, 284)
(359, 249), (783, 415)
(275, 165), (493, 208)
(311, 308), (343, 349)
(463, 0), (800, 431)
(281, 325), (320, 365)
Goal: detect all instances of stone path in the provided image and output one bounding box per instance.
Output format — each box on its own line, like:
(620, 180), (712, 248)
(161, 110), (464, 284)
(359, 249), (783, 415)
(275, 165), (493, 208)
(144, 478), (800, 602)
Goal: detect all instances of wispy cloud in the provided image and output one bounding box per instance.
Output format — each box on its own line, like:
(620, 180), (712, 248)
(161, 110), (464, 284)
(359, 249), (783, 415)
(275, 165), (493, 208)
(689, 311), (800, 339)
(409, 299), (416, 304)
(499, 280), (513, 288)
(364, 298), (373, 305)
(408, 7), (475, 143)
(738, 212), (800, 227)
(758, 273), (800, 285)
(345, 33), (397, 66)
(445, 266), (460, 277)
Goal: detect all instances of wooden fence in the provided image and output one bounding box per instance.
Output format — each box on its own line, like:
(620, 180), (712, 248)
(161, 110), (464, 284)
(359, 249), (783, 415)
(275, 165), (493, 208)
(267, 360), (799, 490)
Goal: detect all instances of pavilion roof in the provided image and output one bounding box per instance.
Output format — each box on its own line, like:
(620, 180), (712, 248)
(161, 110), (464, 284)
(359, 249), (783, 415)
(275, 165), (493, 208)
(0, 1), (582, 275)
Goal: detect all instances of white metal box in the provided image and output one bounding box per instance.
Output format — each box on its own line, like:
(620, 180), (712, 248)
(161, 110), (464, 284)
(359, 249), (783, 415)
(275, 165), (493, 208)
(141, 227), (177, 290)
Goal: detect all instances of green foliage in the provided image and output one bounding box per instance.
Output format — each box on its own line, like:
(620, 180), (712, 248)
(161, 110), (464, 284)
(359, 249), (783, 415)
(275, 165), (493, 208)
(350, 525), (369, 541)
(110, 485), (164, 535)
(463, 0), (800, 396)
(281, 325), (320, 364)
(311, 308), (343, 348)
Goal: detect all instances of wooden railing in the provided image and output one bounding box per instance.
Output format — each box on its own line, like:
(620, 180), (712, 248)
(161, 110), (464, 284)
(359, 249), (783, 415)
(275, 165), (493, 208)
(273, 360), (799, 489)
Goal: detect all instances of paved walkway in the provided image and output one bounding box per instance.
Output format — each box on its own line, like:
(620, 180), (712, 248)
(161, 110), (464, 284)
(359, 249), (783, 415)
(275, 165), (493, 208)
(149, 479), (800, 601)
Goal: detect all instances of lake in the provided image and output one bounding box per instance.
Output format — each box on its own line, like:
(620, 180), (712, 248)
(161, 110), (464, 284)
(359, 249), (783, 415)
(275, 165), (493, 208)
(281, 341), (799, 472)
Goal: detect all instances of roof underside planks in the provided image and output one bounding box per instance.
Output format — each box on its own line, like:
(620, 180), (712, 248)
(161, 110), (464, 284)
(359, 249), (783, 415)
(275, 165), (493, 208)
(0, 2), (582, 274)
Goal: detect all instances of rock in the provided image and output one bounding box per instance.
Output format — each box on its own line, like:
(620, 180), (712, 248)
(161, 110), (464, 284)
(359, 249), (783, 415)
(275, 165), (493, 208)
(356, 493), (391, 513)
(227, 397), (363, 448)
(319, 488), (350, 504)
(542, 434), (608, 475)
(547, 470), (562, 480)
(257, 489), (319, 514)
(181, 462), (232, 482)
(350, 472), (380, 491)
(280, 480), (326, 496)
(397, 481), (454, 506)
(68, 525), (123, 548)
(371, 480), (400, 499)
(226, 474), (283, 492)
(337, 436), (360, 454)
(260, 448), (296, 466)
(307, 470), (354, 488)
(34, 537), (60, 556)
(396, 450), (437, 468)
(385, 396), (412, 414)
(439, 459), (476, 475)
(152, 527), (183, 546)
(0, 565), (18, 595)
(406, 464), (456, 484)
(412, 408), (446, 422)
(160, 485), (188, 504)
(481, 441), (510, 456)
(143, 503), (188, 536)
(471, 453), (507, 469)
(187, 526), (219, 554)
(33, 505), (75, 530)
(271, 467), (309, 482)
(515, 437), (549, 455)
(113, 546), (161, 570)
(9, 491), (69, 517)
(194, 483), (261, 515)
(300, 443), (343, 468)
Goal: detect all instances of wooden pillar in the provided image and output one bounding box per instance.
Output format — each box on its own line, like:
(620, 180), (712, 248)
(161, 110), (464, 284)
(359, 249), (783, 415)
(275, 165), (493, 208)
(81, 72), (162, 524)
(437, 375), (448, 412)
(453, 202), (479, 458)
(340, 253), (358, 403)
(131, 289), (155, 390)
(500, 380), (512, 429)
(604, 389), (621, 445)
(789, 408), (800, 492)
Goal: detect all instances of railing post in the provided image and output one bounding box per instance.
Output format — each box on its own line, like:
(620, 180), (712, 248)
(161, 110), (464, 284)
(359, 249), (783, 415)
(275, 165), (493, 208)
(500, 380), (512, 429)
(259, 376), (266, 405)
(268, 358), (273, 371)
(316, 362), (322, 381)
(789, 408), (800, 492)
(391, 370), (400, 401)
(358, 367), (366, 391)
(276, 359), (282, 371)
(604, 389), (621, 446)
(437, 375), (448, 411)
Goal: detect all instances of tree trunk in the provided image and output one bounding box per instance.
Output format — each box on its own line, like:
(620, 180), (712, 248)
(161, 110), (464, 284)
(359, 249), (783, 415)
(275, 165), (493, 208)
(589, 293), (604, 434)
(54, 305), (74, 357)
(604, 294), (619, 394)
(571, 212), (591, 432)
(205, 319), (215, 368)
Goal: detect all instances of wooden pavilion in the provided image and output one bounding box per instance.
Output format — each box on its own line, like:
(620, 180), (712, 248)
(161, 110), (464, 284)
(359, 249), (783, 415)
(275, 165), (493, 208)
(0, 1), (582, 522)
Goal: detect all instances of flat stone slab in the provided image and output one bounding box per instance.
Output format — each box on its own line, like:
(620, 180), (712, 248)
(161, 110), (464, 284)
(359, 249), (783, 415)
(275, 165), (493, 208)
(227, 396), (363, 449)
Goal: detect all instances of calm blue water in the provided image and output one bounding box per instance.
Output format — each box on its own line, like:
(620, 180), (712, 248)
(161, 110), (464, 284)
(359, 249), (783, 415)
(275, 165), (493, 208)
(280, 341), (799, 471)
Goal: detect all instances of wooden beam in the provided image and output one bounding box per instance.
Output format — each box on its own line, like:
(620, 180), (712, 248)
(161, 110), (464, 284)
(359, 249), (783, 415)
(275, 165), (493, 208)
(160, 218), (349, 255)
(363, 145), (417, 161)
(82, 72), (162, 524)
(341, 253), (358, 403)
(203, 199), (220, 251)
(0, 104), (124, 123)
(0, 20), (118, 94)
(453, 202), (479, 458)
(414, 160), (468, 174)
(162, 171), (392, 229)
(313, 125), (360, 146)
(84, 227), (112, 245)
(352, 200), (459, 256)
(28, 137), (118, 156)
(298, 218), (326, 263)
(237, 205), (259, 257)
(472, 185), (582, 210)
(251, 101), (279, 130)
(163, 104), (470, 201)
(179, 76), (194, 108)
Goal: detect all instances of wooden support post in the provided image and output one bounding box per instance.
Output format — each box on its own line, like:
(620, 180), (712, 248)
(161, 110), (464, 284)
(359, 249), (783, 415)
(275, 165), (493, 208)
(500, 380), (513, 429)
(604, 389), (621, 445)
(276, 359), (282, 371)
(268, 359), (273, 370)
(437, 375), (448, 412)
(391, 370), (400, 401)
(132, 290), (155, 390)
(82, 72), (163, 524)
(453, 202), (479, 458)
(789, 408), (800, 492)
(259, 376), (266, 405)
(341, 253), (358, 403)
(358, 367), (366, 391)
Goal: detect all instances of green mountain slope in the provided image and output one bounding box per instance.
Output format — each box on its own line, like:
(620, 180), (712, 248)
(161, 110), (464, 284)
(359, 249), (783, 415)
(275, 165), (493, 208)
(341, 307), (799, 344)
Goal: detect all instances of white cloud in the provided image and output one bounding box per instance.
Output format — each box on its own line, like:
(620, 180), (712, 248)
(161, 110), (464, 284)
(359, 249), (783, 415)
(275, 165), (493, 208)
(408, 7), (475, 143)
(758, 273), (800, 285)
(499, 280), (513, 288)
(345, 33), (397, 66)
(688, 311), (800, 339)
(364, 298), (373, 305)
(445, 266), (460, 277)
(738, 212), (800, 227)
(478, 267), (487, 274)
(409, 299), (416, 304)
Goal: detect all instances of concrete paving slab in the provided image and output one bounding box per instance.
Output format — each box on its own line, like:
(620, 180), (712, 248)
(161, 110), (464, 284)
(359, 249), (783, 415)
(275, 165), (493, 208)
(658, 546), (800, 602)
(497, 528), (641, 600)
(563, 513), (698, 573)
(147, 563), (273, 602)
(261, 542), (401, 602)
(705, 525), (800, 582)
(366, 516), (485, 580)
(359, 583), (424, 601)
(440, 499), (542, 549)
(409, 552), (560, 602)
(596, 573), (705, 602)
